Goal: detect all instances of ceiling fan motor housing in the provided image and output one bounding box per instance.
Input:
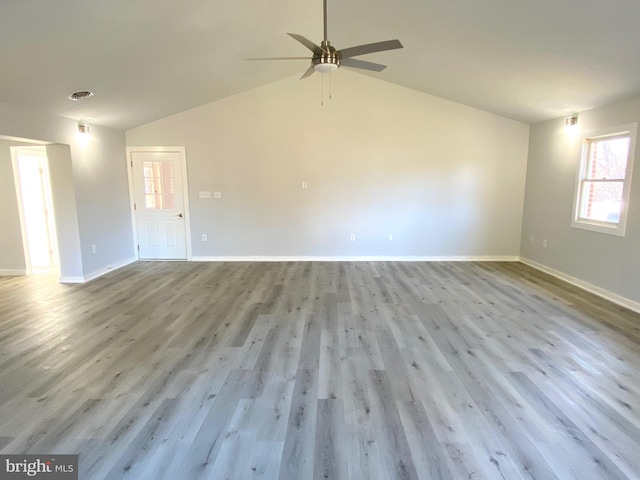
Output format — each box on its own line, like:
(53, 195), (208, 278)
(313, 40), (340, 73)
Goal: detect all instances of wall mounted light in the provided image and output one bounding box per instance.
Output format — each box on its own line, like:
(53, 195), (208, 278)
(77, 122), (92, 146)
(564, 114), (579, 134)
(77, 122), (91, 135)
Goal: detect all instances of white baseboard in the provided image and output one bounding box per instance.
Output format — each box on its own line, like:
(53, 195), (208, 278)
(519, 257), (640, 315)
(58, 276), (85, 284)
(190, 255), (520, 262)
(59, 257), (137, 284)
(0, 269), (27, 276)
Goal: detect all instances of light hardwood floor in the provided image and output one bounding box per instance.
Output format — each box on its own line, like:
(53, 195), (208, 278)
(1, 261), (640, 479)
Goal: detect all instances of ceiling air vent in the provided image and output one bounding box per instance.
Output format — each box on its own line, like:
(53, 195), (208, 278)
(68, 91), (94, 101)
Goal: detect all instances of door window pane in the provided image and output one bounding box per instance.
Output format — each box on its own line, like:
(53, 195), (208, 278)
(143, 160), (175, 210)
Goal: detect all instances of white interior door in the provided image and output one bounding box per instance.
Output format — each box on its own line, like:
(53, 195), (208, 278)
(131, 150), (187, 259)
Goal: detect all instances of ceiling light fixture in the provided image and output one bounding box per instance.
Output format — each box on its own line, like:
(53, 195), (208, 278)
(69, 91), (94, 101)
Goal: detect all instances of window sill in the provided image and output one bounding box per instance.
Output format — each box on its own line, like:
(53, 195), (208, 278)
(571, 219), (626, 237)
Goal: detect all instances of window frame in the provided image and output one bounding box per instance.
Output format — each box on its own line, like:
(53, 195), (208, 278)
(571, 122), (637, 237)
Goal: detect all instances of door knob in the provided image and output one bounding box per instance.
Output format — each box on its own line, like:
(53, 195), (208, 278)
(175, 213), (183, 218)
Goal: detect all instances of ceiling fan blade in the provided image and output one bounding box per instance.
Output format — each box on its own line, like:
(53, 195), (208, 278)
(287, 33), (323, 54)
(246, 57), (311, 61)
(300, 65), (316, 79)
(339, 39), (403, 59)
(340, 57), (387, 72)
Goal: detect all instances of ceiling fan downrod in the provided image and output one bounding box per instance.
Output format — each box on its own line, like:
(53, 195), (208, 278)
(323, 0), (328, 43)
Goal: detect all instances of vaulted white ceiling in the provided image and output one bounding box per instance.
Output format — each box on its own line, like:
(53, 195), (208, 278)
(2, 0), (640, 130)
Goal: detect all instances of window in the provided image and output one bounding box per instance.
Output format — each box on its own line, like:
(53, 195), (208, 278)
(572, 123), (637, 236)
(143, 160), (175, 210)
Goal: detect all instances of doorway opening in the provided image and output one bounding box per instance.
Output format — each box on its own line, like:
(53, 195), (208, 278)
(11, 146), (60, 275)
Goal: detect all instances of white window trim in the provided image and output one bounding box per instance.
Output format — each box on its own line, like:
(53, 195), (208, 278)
(571, 122), (637, 237)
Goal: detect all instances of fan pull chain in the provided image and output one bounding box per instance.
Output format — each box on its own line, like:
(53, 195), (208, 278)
(320, 72), (332, 106)
(319, 72), (333, 106)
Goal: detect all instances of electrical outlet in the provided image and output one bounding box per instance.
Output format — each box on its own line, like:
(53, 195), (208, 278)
(213, 191), (222, 199)
(92, 244), (97, 254)
(350, 234), (356, 241)
(202, 234), (207, 241)
(542, 239), (548, 248)
(301, 181), (308, 189)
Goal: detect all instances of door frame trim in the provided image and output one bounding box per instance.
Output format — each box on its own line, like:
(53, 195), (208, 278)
(126, 146), (192, 261)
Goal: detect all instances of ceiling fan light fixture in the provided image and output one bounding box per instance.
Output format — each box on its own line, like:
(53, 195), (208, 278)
(314, 63), (339, 74)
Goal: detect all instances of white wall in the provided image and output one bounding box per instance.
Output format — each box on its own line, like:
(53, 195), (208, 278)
(521, 95), (640, 307)
(46, 144), (83, 280)
(127, 71), (530, 259)
(0, 101), (134, 281)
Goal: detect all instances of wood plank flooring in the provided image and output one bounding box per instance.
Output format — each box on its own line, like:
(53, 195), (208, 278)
(1, 261), (640, 479)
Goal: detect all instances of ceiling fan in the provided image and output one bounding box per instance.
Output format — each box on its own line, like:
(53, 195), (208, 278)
(248, 0), (403, 79)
